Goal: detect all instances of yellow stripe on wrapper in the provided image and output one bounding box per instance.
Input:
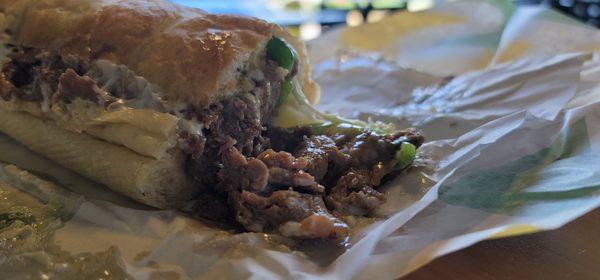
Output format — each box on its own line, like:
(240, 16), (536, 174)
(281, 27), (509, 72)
(341, 12), (465, 51)
(488, 224), (540, 240)
(495, 41), (532, 64)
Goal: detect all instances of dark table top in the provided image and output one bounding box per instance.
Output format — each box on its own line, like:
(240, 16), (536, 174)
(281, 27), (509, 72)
(405, 207), (600, 280)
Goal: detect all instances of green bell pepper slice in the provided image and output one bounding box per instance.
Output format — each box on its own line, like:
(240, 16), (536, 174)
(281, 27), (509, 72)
(267, 37), (296, 71)
(396, 142), (416, 169)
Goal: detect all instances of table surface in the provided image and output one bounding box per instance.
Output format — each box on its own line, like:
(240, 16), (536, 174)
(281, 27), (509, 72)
(404, 208), (600, 280)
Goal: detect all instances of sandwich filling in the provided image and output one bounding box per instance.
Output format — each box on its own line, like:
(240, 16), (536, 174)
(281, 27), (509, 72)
(0, 38), (424, 240)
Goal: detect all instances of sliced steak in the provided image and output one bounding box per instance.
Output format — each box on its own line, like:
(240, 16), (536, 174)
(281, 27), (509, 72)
(295, 135), (348, 183)
(257, 149), (324, 194)
(293, 130), (424, 216)
(187, 95), (266, 189)
(217, 144), (345, 239)
(238, 190), (347, 239)
(326, 169), (385, 216)
(54, 69), (115, 104)
(1, 47), (91, 104)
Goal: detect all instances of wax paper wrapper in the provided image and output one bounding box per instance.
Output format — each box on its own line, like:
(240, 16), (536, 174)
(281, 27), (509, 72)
(2, 1), (600, 279)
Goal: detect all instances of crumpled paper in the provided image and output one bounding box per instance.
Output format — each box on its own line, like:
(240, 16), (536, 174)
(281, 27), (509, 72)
(2, 1), (600, 279)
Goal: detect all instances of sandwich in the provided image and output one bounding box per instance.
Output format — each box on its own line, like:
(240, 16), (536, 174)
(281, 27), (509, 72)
(0, 0), (424, 239)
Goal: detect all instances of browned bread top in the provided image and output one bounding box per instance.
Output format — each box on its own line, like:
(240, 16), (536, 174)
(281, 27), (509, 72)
(0, 0), (286, 108)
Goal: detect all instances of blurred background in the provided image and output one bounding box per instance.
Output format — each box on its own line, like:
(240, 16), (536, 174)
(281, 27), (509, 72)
(170, 0), (599, 41)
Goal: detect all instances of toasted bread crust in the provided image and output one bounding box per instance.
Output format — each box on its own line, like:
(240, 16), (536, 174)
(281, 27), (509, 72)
(0, 0), (319, 107)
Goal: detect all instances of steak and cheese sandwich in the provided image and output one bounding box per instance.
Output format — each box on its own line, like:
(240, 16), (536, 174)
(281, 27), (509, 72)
(0, 0), (424, 239)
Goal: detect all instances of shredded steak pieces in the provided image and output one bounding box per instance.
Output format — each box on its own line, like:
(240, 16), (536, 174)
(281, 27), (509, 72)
(217, 143), (346, 239)
(1, 48), (49, 102)
(326, 169), (386, 216)
(219, 141), (270, 193)
(218, 142), (346, 238)
(207, 126), (423, 238)
(257, 149), (325, 194)
(239, 190), (348, 239)
(182, 188), (233, 224)
(186, 95), (269, 189)
(210, 97), (263, 155)
(265, 126), (312, 152)
(55, 69), (115, 104)
(0, 45), (165, 111)
(292, 130), (424, 217)
(186, 62), (284, 194)
(295, 135), (345, 183)
(1, 46), (90, 104)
